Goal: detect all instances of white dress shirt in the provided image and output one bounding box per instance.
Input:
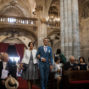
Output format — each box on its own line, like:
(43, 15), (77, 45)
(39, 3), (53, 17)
(44, 46), (47, 52)
(3, 62), (7, 69)
(1, 62), (9, 79)
(53, 63), (63, 79)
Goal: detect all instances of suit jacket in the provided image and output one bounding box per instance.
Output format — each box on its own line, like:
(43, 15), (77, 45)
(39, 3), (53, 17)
(0, 61), (17, 80)
(21, 49), (38, 64)
(63, 62), (78, 71)
(36, 46), (53, 65)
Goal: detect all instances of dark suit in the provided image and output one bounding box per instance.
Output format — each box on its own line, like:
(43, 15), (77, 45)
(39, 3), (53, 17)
(63, 62), (78, 71)
(0, 61), (17, 89)
(37, 46), (53, 89)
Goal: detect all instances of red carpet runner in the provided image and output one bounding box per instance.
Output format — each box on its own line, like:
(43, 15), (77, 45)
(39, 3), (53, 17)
(17, 77), (40, 89)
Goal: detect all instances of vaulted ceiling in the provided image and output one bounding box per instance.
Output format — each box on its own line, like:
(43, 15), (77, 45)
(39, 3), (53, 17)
(49, 0), (89, 19)
(0, 0), (89, 18)
(0, 0), (32, 17)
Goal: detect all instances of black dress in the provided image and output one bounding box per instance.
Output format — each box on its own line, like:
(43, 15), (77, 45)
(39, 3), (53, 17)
(78, 63), (87, 70)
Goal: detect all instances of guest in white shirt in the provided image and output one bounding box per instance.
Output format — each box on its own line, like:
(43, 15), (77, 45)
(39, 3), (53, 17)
(0, 53), (17, 89)
(53, 56), (62, 89)
(0, 53), (9, 89)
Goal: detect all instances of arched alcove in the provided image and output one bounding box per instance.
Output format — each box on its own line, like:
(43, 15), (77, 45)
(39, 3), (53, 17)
(0, 5), (25, 17)
(0, 27), (37, 48)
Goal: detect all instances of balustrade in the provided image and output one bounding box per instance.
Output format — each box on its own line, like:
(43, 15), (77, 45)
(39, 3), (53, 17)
(0, 16), (37, 26)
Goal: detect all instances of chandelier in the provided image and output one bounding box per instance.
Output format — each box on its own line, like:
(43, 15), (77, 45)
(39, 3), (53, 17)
(40, 16), (60, 27)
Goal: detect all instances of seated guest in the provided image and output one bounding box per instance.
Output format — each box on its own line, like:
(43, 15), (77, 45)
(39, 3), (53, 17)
(78, 57), (88, 70)
(0, 53), (17, 89)
(54, 49), (66, 64)
(75, 59), (79, 65)
(53, 57), (62, 89)
(63, 56), (78, 71)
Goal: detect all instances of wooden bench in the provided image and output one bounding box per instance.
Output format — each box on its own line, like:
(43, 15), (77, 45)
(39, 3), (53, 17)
(63, 70), (89, 89)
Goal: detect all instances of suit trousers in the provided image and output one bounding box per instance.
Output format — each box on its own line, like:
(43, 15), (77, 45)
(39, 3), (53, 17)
(39, 62), (50, 89)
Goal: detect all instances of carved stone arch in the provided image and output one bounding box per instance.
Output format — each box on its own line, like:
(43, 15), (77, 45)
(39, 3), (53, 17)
(0, 3), (31, 17)
(0, 27), (38, 48)
(15, 4), (31, 17)
(0, 5), (25, 17)
(2, 36), (24, 43)
(2, 36), (30, 48)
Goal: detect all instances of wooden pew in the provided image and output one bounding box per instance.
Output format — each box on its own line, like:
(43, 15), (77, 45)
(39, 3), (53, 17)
(63, 70), (89, 89)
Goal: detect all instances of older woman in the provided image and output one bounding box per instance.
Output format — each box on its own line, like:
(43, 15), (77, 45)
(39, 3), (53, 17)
(21, 42), (38, 89)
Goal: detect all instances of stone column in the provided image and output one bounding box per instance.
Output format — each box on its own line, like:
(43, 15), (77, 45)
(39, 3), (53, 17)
(60, 0), (80, 60)
(72, 0), (80, 59)
(37, 5), (48, 46)
(37, 19), (47, 46)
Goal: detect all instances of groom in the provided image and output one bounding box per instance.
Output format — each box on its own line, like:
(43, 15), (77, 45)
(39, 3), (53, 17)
(37, 38), (53, 89)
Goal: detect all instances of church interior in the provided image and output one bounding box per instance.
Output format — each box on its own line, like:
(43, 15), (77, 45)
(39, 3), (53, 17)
(0, 0), (89, 89)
